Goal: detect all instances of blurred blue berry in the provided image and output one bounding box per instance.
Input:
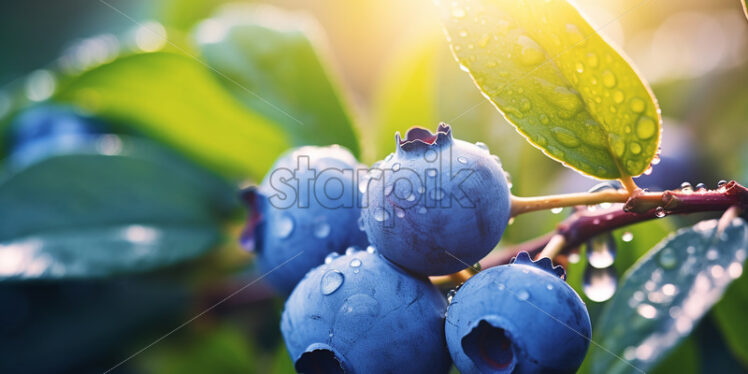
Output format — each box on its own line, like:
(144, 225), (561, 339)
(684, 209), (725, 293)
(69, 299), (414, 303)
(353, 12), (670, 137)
(281, 247), (451, 373)
(6, 105), (104, 168)
(445, 252), (590, 373)
(361, 123), (511, 276)
(240, 145), (368, 294)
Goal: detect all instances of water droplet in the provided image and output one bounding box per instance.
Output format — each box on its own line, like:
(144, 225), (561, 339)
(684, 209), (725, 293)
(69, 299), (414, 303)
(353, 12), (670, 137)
(350, 258), (362, 268)
(546, 284), (554, 290)
(366, 245), (377, 254)
(609, 134), (625, 157)
(392, 163), (401, 172)
(457, 156), (468, 164)
(651, 156), (661, 165)
(637, 303), (657, 319)
(384, 153), (393, 162)
(275, 213), (294, 239)
(630, 97), (646, 113)
(550, 87), (583, 114)
(321, 270), (344, 295)
(345, 246), (357, 256)
(458, 29), (468, 38)
(427, 169), (437, 178)
(717, 180), (727, 188)
(566, 24), (586, 46)
(519, 97), (532, 112)
(475, 141), (488, 151)
(601, 70), (616, 87)
(587, 235), (617, 269)
(516, 290), (530, 301)
(417, 206), (428, 215)
(539, 114), (550, 125)
(622, 232), (634, 242)
(430, 188), (446, 201)
(551, 207), (563, 214)
(447, 289), (457, 304)
(373, 207), (390, 222)
(314, 220), (331, 239)
(406, 193), (416, 202)
(575, 62), (584, 73)
(655, 206), (666, 218)
(658, 247), (677, 268)
(325, 252), (341, 264)
(613, 90), (624, 104)
(636, 117), (656, 140)
(680, 182), (693, 192)
(583, 266), (617, 302)
(497, 283), (506, 290)
(629, 142), (642, 155)
(696, 183), (706, 190)
(418, 186), (426, 194)
(394, 206), (406, 218)
(357, 216), (365, 231)
(551, 127), (581, 147)
(517, 35), (544, 66)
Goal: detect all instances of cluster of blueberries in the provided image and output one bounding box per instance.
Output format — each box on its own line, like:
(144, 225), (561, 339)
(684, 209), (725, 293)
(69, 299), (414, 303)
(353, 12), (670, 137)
(242, 124), (591, 373)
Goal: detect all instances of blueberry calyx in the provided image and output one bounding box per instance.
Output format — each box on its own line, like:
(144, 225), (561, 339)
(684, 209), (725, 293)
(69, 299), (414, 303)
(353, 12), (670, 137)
(295, 343), (349, 374)
(461, 315), (520, 374)
(239, 186), (265, 252)
(510, 251), (566, 280)
(395, 122), (453, 153)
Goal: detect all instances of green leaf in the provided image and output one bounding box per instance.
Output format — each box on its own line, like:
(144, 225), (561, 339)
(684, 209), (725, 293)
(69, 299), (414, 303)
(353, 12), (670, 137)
(713, 257), (748, 365)
(54, 52), (290, 180)
(588, 218), (748, 373)
(439, 0), (661, 179)
(194, 4), (360, 157)
(0, 138), (234, 279)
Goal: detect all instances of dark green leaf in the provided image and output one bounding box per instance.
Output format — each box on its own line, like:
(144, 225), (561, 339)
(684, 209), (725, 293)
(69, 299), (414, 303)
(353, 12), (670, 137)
(195, 4), (360, 157)
(0, 138), (234, 279)
(713, 259), (748, 365)
(54, 52), (290, 180)
(588, 218), (748, 373)
(439, 0), (661, 179)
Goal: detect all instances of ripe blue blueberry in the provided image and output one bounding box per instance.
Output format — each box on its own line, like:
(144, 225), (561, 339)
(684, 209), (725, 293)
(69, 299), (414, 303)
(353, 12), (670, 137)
(360, 123), (511, 276)
(445, 252), (591, 374)
(6, 105), (104, 168)
(281, 247), (452, 374)
(240, 145), (368, 294)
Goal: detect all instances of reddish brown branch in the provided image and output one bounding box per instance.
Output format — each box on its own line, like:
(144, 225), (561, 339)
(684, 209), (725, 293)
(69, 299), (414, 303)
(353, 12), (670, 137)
(481, 181), (748, 268)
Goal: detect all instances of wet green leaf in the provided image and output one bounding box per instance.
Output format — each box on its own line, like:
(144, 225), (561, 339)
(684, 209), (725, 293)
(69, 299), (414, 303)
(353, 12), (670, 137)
(588, 218), (748, 373)
(713, 259), (748, 365)
(439, 0), (661, 179)
(195, 4), (360, 157)
(0, 139), (234, 279)
(55, 52), (290, 180)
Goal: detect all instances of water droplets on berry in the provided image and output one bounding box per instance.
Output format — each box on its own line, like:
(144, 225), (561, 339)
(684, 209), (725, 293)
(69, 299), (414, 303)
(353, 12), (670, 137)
(373, 207), (391, 222)
(275, 213), (294, 239)
(321, 270), (344, 295)
(457, 156), (468, 164)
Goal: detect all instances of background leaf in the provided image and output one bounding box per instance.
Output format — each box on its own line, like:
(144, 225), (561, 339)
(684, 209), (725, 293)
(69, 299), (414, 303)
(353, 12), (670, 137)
(195, 4), (361, 157)
(439, 0), (661, 179)
(712, 261), (748, 365)
(54, 52), (290, 180)
(588, 218), (748, 373)
(0, 137), (235, 280)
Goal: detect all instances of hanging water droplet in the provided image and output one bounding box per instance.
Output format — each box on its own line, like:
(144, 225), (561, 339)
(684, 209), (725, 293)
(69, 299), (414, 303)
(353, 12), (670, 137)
(350, 258), (362, 268)
(658, 247), (677, 269)
(457, 156), (468, 164)
(394, 206), (406, 218)
(587, 234), (617, 269)
(655, 206), (666, 218)
(551, 207), (563, 214)
(515, 290), (530, 301)
(325, 252), (340, 264)
(321, 270), (344, 295)
(583, 266), (617, 302)
(373, 207), (390, 222)
(430, 188), (446, 201)
(622, 232), (634, 242)
(680, 182), (693, 192)
(275, 213), (295, 239)
(651, 156), (661, 165)
(314, 220), (331, 239)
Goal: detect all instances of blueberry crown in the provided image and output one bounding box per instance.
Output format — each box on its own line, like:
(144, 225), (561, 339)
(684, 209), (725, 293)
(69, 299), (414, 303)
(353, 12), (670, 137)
(395, 123), (453, 153)
(510, 251), (567, 280)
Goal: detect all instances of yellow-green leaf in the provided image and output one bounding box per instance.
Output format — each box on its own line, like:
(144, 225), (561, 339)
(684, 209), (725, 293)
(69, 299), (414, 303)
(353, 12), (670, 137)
(439, 0), (661, 179)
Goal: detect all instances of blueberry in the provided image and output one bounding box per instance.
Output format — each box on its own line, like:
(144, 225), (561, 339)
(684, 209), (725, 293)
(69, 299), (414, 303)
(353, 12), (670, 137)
(445, 252), (590, 374)
(360, 123), (511, 276)
(5, 105), (104, 168)
(240, 145), (369, 294)
(281, 248), (452, 374)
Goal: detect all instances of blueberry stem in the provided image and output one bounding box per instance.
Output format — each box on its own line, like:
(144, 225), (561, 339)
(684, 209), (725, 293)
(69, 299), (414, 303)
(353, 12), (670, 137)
(510, 189), (630, 217)
(484, 180), (748, 268)
(536, 234), (566, 260)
